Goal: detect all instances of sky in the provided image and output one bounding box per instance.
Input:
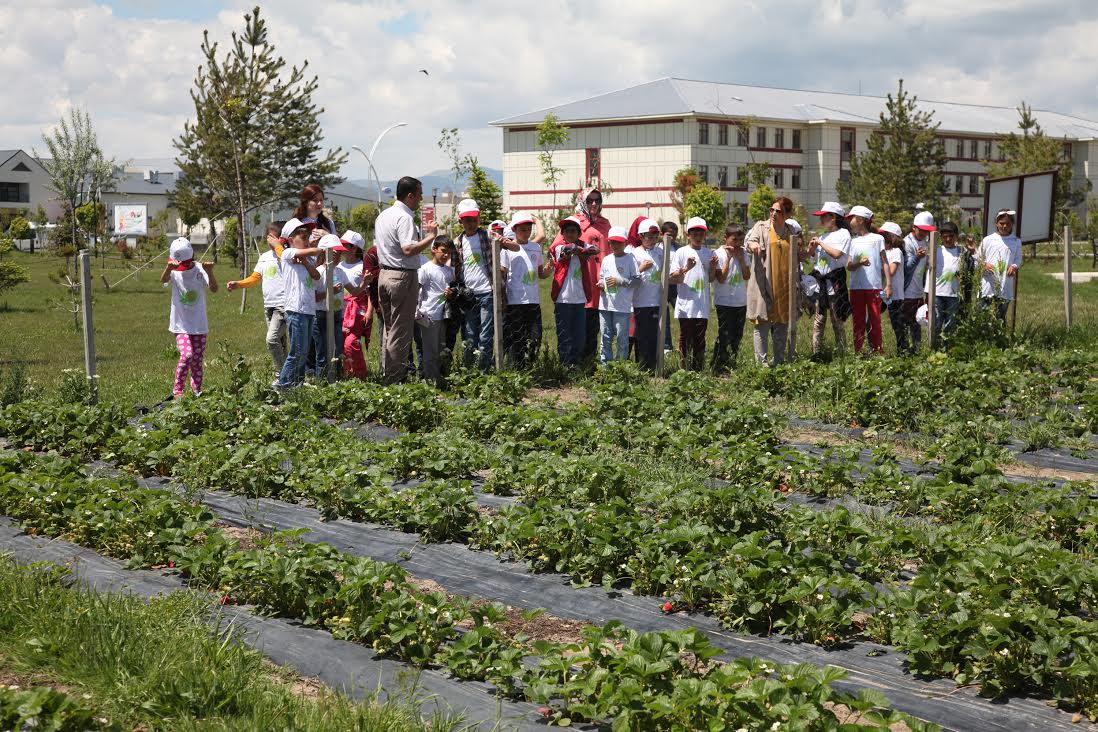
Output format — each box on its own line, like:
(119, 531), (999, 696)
(3, 0), (1098, 183)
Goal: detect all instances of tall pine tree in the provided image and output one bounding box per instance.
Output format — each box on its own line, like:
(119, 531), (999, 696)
(173, 6), (346, 287)
(837, 80), (951, 227)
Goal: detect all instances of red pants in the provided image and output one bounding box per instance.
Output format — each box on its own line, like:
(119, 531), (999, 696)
(849, 289), (882, 354)
(342, 295), (373, 380)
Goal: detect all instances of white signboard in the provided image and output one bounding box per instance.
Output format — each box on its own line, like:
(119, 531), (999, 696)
(114, 204), (148, 236)
(983, 170), (1057, 244)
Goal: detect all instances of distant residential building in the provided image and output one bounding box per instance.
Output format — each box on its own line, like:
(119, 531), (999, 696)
(0, 149), (61, 229)
(492, 77), (1098, 227)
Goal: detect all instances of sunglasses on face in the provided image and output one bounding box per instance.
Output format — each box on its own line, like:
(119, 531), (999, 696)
(586, 197), (601, 204)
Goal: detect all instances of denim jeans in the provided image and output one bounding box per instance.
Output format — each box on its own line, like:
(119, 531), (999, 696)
(462, 291), (495, 371)
(599, 310), (630, 364)
(275, 310), (314, 388)
(934, 296), (960, 344)
(554, 302), (586, 368)
(633, 306), (660, 370)
(263, 306), (287, 372)
(712, 305), (746, 372)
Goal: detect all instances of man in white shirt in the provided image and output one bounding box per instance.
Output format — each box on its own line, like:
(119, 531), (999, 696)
(977, 209), (1023, 321)
(375, 176), (438, 384)
(901, 210), (935, 351)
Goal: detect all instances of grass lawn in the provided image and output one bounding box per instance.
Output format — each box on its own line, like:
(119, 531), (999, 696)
(2, 248), (1097, 406)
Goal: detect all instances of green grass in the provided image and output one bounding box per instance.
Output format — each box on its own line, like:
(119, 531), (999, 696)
(1, 249), (1096, 406)
(0, 555), (461, 732)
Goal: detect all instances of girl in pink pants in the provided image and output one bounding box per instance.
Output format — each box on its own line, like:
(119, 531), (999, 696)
(161, 237), (218, 397)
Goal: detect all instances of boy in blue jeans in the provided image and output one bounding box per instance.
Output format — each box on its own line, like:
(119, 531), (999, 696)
(273, 218), (323, 389)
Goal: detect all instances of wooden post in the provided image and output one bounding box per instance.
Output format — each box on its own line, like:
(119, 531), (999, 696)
(78, 250), (98, 404)
(926, 231), (938, 350)
(492, 236), (504, 371)
(656, 233), (673, 375)
(1010, 270), (1019, 337)
(1064, 225), (1073, 329)
(788, 230), (800, 360)
(324, 248), (337, 382)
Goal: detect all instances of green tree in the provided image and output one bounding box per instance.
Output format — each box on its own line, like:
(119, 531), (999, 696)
(748, 183), (777, 223)
(31, 205), (48, 226)
(8, 217), (31, 242)
(986, 102), (1089, 223)
(683, 183), (726, 234)
(173, 5), (347, 288)
(836, 79), (950, 227)
(466, 157), (503, 224)
(438, 127), (470, 191)
(536, 113), (570, 211)
(36, 108), (117, 260)
(347, 203), (379, 236)
(0, 238), (30, 298)
(669, 167), (701, 229)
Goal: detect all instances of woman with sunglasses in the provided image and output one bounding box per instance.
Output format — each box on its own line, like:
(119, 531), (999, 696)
(745, 196), (800, 366)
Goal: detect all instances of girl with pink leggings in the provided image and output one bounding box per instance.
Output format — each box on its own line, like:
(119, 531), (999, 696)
(161, 237), (218, 398)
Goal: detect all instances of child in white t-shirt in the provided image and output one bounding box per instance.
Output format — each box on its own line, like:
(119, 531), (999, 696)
(226, 222), (286, 372)
(845, 207), (888, 355)
(598, 227), (639, 364)
(626, 218), (664, 370)
(977, 210), (1022, 321)
(668, 217), (713, 371)
(160, 237), (218, 398)
(333, 230), (372, 380)
(416, 239), (455, 386)
(710, 225), (750, 371)
(878, 222), (908, 353)
(308, 234), (345, 379)
(501, 212), (552, 369)
(274, 219), (323, 389)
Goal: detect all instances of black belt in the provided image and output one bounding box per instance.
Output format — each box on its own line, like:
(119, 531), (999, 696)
(380, 265), (417, 273)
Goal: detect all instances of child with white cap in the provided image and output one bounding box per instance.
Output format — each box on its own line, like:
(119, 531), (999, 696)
(308, 233), (345, 378)
(808, 201), (852, 355)
(710, 224), (751, 371)
(273, 218), (324, 389)
(845, 206), (888, 355)
(626, 218), (663, 370)
(976, 209), (1022, 321)
(500, 211), (552, 369)
(901, 209), (937, 350)
(668, 216), (714, 371)
(226, 222), (287, 373)
(598, 226), (640, 364)
(160, 237), (218, 398)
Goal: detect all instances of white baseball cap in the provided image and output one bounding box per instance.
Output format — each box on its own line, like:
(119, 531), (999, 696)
(456, 199), (480, 219)
(559, 215), (583, 230)
(169, 237), (193, 261)
(281, 218), (307, 240)
(913, 211), (937, 232)
(509, 211), (535, 228)
(337, 229), (365, 252)
(846, 205), (873, 221)
(638, 218), (659, 233)
(318, 233), (342, 250)
(608, 226), (628, 243)
(502, 226), (515, 239)
(878, 222), (903, 238)
(686, 216), (708, 232)
(786, 218), (802, 234)
(489, 219), (506, 230)
(814, 201), (845, 217)
(996, 209), (1017, 219)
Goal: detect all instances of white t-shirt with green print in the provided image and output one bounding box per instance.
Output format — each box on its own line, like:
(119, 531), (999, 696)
(977, 233), (1022, 301)
(813, 228), (850, 275)
(556, 248), (587, 305)
(417, 261), (454, 321)
(167, 265), (210, 335)
(503, 242), (543, 305)
(711, 246), (748, 307)
(926, 245), (962, 297)
(627, 244), (663, 308)
(253, 249), (285, 308)
(672, 245), (713, 319)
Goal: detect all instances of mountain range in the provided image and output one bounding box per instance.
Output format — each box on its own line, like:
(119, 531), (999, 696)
(349, 167), (502, 198)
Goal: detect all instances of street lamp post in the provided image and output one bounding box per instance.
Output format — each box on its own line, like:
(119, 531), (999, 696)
(351, 122), (408, 205)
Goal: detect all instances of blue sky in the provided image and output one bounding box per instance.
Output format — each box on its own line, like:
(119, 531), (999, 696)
(3, 1), (1098, 182)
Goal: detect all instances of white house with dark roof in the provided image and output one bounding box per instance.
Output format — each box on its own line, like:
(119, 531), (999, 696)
(492, 77), (1098, 227)
(0, 149), (61, 227)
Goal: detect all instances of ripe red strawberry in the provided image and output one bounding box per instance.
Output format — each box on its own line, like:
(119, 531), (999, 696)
(662, 601), (674, 613)
(538, 706), (551, 717)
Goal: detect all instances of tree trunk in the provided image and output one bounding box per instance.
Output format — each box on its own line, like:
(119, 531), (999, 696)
(232, 144), (248, 315)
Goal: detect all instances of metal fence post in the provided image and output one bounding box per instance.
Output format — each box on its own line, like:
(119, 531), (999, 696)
(78, 250), (98, 404)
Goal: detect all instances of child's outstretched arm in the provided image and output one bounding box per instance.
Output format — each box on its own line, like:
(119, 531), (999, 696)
(160, 260), (174, 284)
(203, 262), (219, 293)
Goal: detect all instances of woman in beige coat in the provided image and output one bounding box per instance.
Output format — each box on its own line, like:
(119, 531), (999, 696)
(745, 196), (801, 366)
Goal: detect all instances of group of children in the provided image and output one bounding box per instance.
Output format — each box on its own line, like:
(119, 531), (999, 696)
(163, 188), (1026, 397)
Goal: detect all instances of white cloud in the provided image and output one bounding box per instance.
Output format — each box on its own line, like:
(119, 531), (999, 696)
(2, 0), (1097, 186)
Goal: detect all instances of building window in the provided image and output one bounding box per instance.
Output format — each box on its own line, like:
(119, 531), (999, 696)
(791, 169), (801, 189)
(0, 182), (29, 203)
(718, 123), (729, 146)
(775, 128), (785, 149)
(969, 175), (979, 195)
(11, 162), (31, 172)
(792, 129), (802, 150)
(968, 140), (978, 160)
(756, 127), (767, 148)
(585, 148), (600, 185)
(955, 175), (963, 194)
(736, 125), (749, 147)
(739, 203), (749, 224)
(1063, 142), (1073, 160)
(938, 137), (948, 156)
(699, 123), (710, 145)
(956, 139), (965, 158)
(839, 170), (851, 183)
(774, 169), (784, 188)
(717, 165), (728, 187)
(698, 165), (709, 184)
(840, 127), (855, 164)
(736, 167), (748, 187)
(983, 140), (992, 159)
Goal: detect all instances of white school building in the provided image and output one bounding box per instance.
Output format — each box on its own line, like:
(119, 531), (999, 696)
(492, 77), (1098, 228)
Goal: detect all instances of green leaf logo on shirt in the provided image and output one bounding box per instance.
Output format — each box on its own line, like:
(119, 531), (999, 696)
(940, 270), (956, 284)
(729, 271), (743, 287)
(265, 265), (278, 278)
(435, 293), (447, 304)
(467, 253), (481, 266)
(648, 266), (661, 283)
(690, 278), (705, 294)
(521, 270), (536, 286)
(572, 265), (582, 280)
(179, 290), (198, 306)
(817, 257), (827, 271)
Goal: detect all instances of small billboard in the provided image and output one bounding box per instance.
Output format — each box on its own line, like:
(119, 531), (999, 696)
(114, 204), (148, 236)
(982, 170), (1057, 244)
